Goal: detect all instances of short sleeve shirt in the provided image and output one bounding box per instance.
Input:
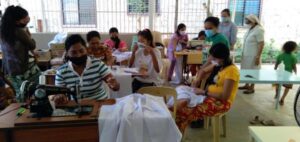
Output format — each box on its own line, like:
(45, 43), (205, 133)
(208, 65), (240, 104)
(206, 33), (230, 48)
(55, 57), (111, 100)
(276, 53), (297, 73)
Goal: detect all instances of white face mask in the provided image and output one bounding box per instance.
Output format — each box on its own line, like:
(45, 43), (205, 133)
(137, 42), (146, 48)
(179, 31), (186, 35)
(211, 60), (220, 66)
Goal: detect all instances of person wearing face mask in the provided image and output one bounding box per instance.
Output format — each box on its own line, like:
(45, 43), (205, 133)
(175, 43), (239, 134)
(104, 27), (128, 53)
(129, 29), (163, 93)
(219, 9), (237, 50)
(167, 23), (189, 84)
(86, 31), (115, 66)
(191, 17), (230, 89)
(204, 17), (230, 48)
(0, 6), (41, 102)
(239, 14), (265, 94)
(53, 34), (120, 104)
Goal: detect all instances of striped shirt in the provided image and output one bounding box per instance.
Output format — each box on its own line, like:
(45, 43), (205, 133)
(55, 57), (110, 100)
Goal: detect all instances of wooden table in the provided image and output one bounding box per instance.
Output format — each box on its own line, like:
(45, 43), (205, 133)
(174, 50), (202, 83)
(0, 99), (114, 142)
(249, 126), (300, 142)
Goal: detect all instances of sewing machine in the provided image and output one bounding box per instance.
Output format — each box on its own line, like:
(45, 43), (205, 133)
(20, 81), (93, 118)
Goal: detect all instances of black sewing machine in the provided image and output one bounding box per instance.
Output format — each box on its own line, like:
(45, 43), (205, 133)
(20, 81), (93, 118)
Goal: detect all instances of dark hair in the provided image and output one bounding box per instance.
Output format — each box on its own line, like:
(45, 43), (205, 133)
(198, 31), (206, 38)
(282, 41), (297, 54)
(65, 34), (87, 52)
(86, 31), (101, 42)
(204, 17), (220, 27)
(0, 5), (29, 46)
(209, 43), (232, 68)
(109, 27), (119, 34)
(176, 23), (186, 37)
(138, 29), (154, 47)
(221, 9), (231, 16)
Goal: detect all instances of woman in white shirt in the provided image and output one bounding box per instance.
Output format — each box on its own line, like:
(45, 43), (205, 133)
(129, 29), (163, 93)
(239, 14), (265, 94)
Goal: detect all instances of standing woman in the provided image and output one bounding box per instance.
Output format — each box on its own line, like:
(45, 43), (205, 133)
(167, 23), (188, 84)
(219, 9), (237, 50)
(239, 14), (265, 94)
(0, 6), (40, 102)
(129, 29), (162, 93)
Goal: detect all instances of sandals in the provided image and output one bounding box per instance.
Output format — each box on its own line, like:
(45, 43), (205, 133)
(250, 115), (276, 126)
(243, 89), (255, 94)
(250, 115), (262, 125)
(238, 86), (250, 90)
(261, 120), (276, 126)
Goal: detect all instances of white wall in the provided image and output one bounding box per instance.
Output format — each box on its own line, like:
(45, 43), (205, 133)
(260, 0), (300, 48)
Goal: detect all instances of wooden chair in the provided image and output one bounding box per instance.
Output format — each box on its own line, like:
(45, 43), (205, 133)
(137, 86), (177, 119)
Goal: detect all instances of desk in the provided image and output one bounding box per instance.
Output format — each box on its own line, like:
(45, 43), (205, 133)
(240, 69), (300, 109)
(0, 100), (113, 142)
(249, 126), (300, 142)
(174, 50), (202, 83)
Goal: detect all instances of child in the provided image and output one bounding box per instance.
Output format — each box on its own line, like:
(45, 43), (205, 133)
(274, 41), (298, 105)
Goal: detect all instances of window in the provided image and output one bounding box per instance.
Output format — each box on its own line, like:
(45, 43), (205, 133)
(229, 0), (261, 26)
(61, 0), (96, 25)
(127, 0), (160, 14)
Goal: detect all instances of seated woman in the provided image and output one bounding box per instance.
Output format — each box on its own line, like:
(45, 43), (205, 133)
(129, 29), (163, 93)
(53, 34), (120, 104)
(86, 31), (115, 66)
(104, 27), (128, 52)
(175, 43), (239, 133)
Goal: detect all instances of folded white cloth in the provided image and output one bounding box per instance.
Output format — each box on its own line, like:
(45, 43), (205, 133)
(99, 94), (182, 142)
(167, 85), (206, 107)
(112, 51), (132, 62)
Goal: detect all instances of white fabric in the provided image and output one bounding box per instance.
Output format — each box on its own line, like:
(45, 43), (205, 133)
(167, 85), (206, 107)
(110, 67), (134, 98)
(48, 32), (68, 48)
(112, 50), (132, 62)
(173, 56), (183, 84)
(175, 43), (182, 51)
(133, 48), (163, 85)
(99, 94), (182, 142)
(245, 14), (262, 26)
(241, 25), (264, 69)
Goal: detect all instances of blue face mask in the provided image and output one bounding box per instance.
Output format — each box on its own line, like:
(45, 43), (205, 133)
(221, 17), (230, 23)
(205, 30), (215, 38)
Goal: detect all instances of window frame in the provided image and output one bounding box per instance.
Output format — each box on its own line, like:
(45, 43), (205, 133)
(61, 0), (97, 27)
(127, 0), (161, 16)
(229, 0), (262, 27)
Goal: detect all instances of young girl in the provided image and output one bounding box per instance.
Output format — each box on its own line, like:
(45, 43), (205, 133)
(167, 23), (189, 84)
(274, 41), (298, 105)
(129, 29), (163, 93)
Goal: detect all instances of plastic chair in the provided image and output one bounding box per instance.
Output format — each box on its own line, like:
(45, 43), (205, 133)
(159, 59), (171, 85)
(137, 86), (177, 119)
(194, 73), (227, 142)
